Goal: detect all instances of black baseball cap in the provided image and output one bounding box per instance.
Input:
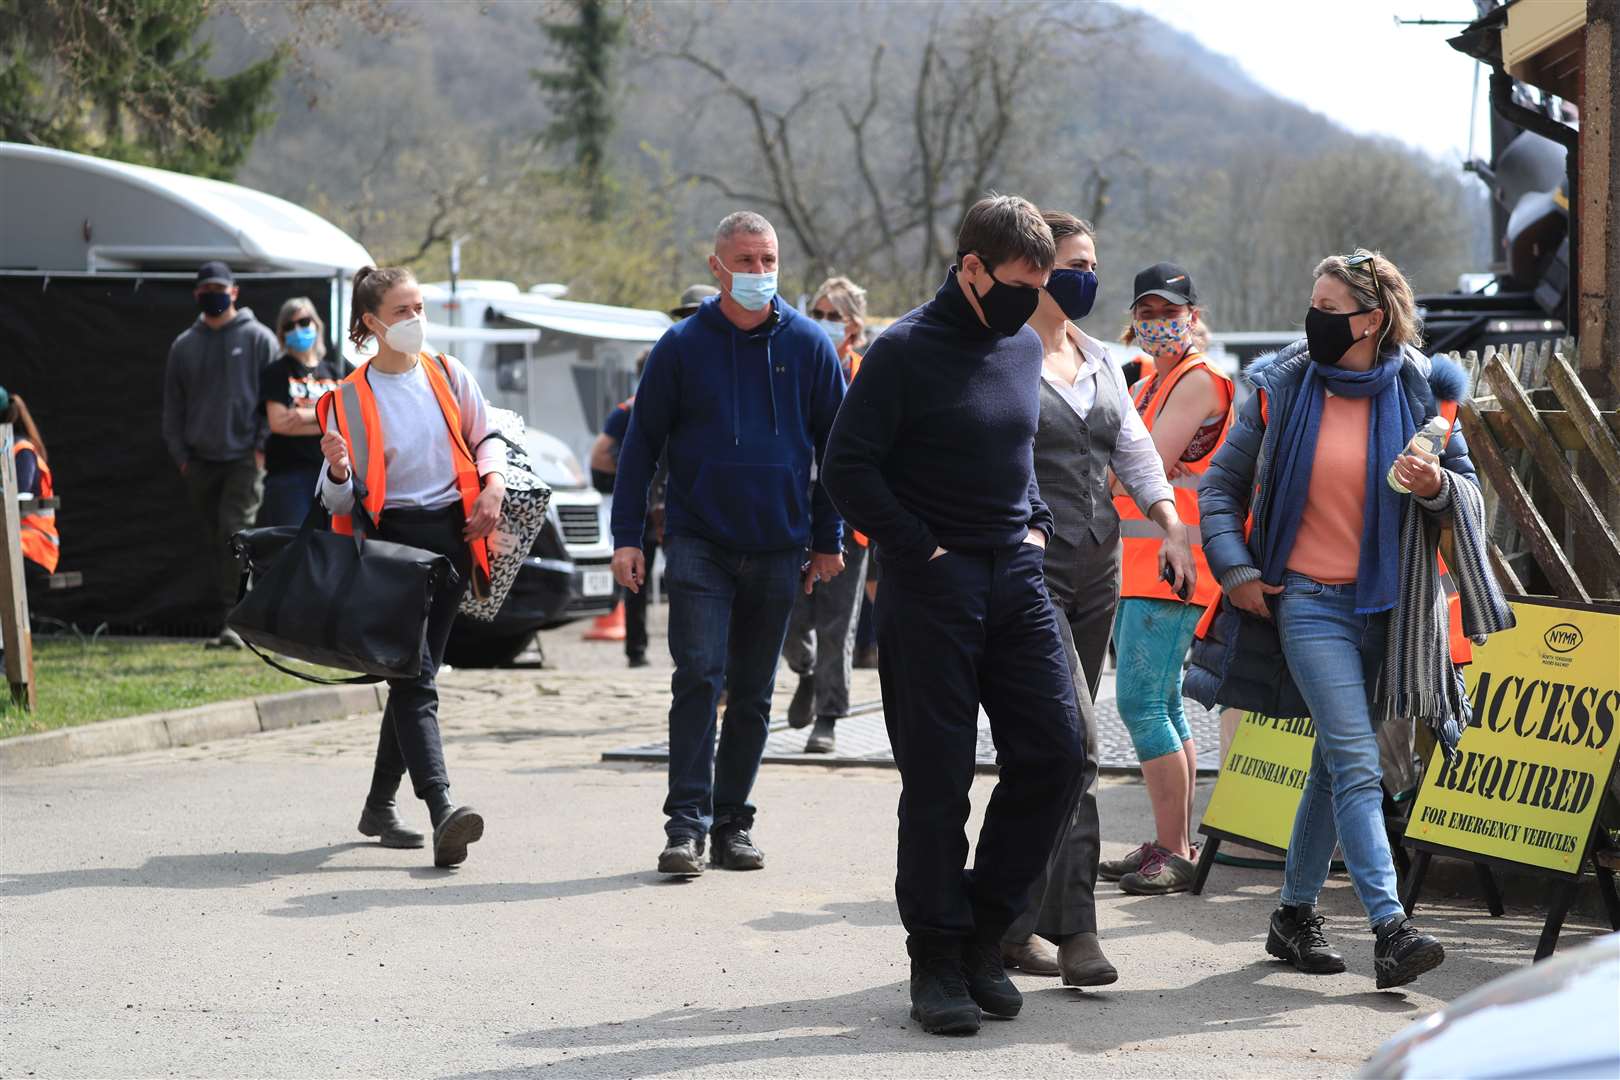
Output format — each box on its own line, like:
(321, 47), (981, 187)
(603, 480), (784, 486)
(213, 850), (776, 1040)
(1129, 262), (1197, 308)
(196, 260), (234, 287)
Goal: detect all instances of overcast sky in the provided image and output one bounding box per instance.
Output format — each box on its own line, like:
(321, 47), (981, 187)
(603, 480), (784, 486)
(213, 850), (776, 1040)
(1122, 0), (1489, 164)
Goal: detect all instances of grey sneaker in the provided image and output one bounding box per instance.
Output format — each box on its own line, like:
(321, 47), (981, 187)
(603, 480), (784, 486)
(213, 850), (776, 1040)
(1118, 845), (1196, 895)
(205, 628), (245, 650)
(804, 716), (836, 753)
(1099, 841), (1154, 882)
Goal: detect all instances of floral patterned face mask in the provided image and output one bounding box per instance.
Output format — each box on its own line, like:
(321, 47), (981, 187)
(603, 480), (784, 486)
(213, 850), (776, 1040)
(1133, 316), (1191, 358)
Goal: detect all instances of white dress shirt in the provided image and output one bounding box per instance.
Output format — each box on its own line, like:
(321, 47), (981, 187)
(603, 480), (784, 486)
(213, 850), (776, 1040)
(1040, 324), (1173, 513)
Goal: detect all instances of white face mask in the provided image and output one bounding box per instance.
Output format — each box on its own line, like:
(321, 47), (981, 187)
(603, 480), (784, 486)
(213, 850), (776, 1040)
(375, 313), (426, 356)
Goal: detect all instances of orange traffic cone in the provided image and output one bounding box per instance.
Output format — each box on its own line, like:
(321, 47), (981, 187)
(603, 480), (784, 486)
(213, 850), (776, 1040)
(584, 601), (627, 641)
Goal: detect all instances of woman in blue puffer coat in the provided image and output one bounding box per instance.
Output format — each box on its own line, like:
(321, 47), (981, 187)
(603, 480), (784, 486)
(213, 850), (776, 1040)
(1190, 250), (1475, 991)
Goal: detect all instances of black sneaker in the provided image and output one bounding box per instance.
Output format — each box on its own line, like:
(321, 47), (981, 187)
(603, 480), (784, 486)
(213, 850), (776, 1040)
(907, 938), (982, 1035)
(1266, 904), (1346, 974)
(961, 941), (1022, 1018)
(657, 836), (705, 876)
(627, 653), (649, 669)
(431, 805), (484, 868)
(1373, 916), (1445, 989)
(710, 825), (765, 870)
(787, 675), (815, 729)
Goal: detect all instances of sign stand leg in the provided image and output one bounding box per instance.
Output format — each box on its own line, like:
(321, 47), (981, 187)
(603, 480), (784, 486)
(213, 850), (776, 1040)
(1401, 850), (1432, 917)
(1473, 863), (1505, 917)
(1190, 836), (1221, 896)
(1535, 881), (1578, 961)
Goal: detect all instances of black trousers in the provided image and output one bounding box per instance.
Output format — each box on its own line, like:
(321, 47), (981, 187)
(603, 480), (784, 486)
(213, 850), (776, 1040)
(371, 505), (473, 801)
(625, 536), (660, 660)
(877, 542), (1085, 943)
(1006, 530), (1119, 942)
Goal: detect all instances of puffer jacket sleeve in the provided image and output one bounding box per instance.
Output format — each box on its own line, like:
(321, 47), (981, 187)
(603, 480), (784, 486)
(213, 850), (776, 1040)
(1197, 389), (1266, 585)
(1414, 409), (1480, 514)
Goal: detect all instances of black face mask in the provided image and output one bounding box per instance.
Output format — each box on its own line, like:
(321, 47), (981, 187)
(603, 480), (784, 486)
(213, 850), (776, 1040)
(1304, 305), (1374, 365)
(198, 291), (232, 317)
(959, 255), (1040, 336)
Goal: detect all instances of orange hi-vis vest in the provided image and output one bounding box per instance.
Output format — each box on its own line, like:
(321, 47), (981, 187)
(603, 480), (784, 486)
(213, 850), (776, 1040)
(1190, 396), (1471, 664)
(314, 353), (491, 598)
(1114, 351), (1234, 608)
(843, 348), (869, 549)
(13, 438), (58, 573)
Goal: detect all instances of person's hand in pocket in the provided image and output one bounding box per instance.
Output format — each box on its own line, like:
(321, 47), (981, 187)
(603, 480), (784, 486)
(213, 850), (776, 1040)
(1230, 578), (1283, 619)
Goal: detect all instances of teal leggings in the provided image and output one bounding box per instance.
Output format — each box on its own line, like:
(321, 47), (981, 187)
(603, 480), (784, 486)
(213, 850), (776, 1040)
(1113, 597), (1203, 762)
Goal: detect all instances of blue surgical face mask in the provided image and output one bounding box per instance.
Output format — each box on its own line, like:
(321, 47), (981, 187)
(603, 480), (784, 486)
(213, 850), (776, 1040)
(718, 260), (778, 311)
(1045, 268), (1099, 321)
(284, 325), (318, 353)
(817, 315), (845, 346)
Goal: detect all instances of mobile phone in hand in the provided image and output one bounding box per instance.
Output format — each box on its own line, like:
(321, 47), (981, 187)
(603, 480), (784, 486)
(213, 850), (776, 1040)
(1161, 562), (1192, 602)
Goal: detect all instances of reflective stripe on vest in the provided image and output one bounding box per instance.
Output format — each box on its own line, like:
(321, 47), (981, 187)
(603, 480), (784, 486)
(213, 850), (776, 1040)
(13, 438), (59, 573)
(1114, 351), (1234, 607)
(314, 354), (491, 596)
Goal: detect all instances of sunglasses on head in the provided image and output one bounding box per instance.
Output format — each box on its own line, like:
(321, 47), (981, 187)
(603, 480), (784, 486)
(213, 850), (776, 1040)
(1345, 253), (1382, 305)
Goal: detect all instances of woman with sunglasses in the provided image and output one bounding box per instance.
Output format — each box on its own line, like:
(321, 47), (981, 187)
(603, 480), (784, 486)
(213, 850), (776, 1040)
(999, 211), (1193, 985)
(259, 297), (352, 526)
(1192, 249), (1469, 988)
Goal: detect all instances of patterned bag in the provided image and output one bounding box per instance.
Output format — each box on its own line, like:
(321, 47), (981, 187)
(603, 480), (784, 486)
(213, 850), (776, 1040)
(459, 407), (552, 621)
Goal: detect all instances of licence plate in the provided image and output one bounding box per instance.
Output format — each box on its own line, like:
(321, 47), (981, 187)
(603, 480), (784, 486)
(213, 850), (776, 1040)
(582, 570), (615, 597)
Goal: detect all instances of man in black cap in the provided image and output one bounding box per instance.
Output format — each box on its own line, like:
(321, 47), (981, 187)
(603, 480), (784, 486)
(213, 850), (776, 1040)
(162, 261), (280, 647)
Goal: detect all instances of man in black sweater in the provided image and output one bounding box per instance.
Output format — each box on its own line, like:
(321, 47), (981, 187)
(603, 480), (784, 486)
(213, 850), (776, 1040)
(822, 196), (1085, 1035)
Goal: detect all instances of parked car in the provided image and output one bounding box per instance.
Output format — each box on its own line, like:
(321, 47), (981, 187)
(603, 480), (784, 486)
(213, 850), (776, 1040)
(444, 428), (616, 668)
(1359, 932), (1619, 1079)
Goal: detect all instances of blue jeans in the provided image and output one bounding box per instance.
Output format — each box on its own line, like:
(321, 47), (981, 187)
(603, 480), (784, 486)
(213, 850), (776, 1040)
(1276, 572), (1403, 927)
(260, 465), (322, 527)
(662, 534), (802, 841)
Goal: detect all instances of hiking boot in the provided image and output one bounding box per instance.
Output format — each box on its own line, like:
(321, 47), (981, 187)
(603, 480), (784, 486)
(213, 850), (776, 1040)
(1118, 845), (1196, 895)
(907, 938), (981, 1035)
(710, 825), (764, 870)
(787, 674), (815, 729)
(205, 628), (245, 650)
(357, 802), (425, 849)
(1266, 904), (1346, 975)
(432, 805), (484, 868)
(627, 652), (649, 669)
(657, 836), (705, 876)
(1058, 932), (1119, 987)
(1373, 916), (1445, 989)
(1001, 936), (1060, 976)
(962, 941), (1022, 1018)
(1099, 841), (1153, 882)
(804, 715), (837, 754)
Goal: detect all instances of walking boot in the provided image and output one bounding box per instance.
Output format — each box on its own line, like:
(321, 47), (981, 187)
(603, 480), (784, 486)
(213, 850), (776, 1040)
(907, 937), (981, 1035)
(1001, 936), (1060, 976)
(1119, 845), (1196, 895)
(1058, 932), (1118, 987)
(432, 806), (484, 868)
(657, 836), (705, 877)
(710, 825), (765, 870)
(1373, 916), (1445, 989)
(357, 801), (425, 849)
(1266, 904), (1347, 974)
(1099, 841), (1153, 882)
(962, 940), (1022, 1018)
(804, 715), (837, 754)
(787, 674), (815, 729)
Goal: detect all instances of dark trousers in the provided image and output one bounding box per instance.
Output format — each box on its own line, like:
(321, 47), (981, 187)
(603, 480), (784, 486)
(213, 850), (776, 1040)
(662, 534), (801, 841)
(625, 537), (660, 660)
(877, 543), (1085, 943)
(184, 456), (265, 621)
(1006, 531), (1119, 942)
(259, 464), (323, 528)
(781, 540), (869, 717)
(370, 505), (473, 802)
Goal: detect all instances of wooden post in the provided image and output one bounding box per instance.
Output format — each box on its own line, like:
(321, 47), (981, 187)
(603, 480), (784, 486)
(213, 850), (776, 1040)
(1579, 4), (1618, 393)
(0, 422), (36, 710)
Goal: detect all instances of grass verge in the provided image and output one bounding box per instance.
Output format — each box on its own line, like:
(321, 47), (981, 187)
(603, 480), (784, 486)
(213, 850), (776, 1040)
(2, 638), (347, 740)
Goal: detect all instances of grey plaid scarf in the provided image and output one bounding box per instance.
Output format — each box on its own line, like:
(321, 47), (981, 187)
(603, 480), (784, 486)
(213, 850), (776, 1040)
(1380, 470), (1515, 761)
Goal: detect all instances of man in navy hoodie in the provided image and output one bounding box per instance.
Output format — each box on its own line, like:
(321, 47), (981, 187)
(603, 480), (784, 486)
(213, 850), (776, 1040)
(611, 211), (848, 877)
(821, 196), (1086, 1036)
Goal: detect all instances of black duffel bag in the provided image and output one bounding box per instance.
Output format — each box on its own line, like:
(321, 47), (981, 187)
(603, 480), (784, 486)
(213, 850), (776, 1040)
(228, 503), (450, 684)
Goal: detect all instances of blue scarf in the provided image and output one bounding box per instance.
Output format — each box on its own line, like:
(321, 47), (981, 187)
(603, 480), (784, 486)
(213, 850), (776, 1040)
(1259, 353), (1415, 614)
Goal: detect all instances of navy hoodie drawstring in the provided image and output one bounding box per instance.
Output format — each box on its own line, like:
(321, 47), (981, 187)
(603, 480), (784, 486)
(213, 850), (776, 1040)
(766, 337), (780, 436)
(731, 327), (780, 445)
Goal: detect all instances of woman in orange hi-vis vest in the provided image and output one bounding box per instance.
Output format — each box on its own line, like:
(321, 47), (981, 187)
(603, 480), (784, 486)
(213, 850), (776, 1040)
(317, 266), (506, 870)
(1101, 262), (1234, 898)
(1, 387), (59, 587)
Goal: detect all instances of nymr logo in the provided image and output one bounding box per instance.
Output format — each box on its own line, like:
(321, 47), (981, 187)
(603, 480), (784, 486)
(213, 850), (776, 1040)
(1544, 623), (1583, 653)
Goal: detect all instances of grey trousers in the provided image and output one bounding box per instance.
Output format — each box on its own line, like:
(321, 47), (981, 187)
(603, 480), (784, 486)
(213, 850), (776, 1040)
(184, 455), (265, 620)
(1005, 529), (1119, 942)
(781, 541), (869, 718)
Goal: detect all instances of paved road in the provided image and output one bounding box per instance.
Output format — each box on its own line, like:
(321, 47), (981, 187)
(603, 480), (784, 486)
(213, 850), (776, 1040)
(2, 617), (1604, 1077)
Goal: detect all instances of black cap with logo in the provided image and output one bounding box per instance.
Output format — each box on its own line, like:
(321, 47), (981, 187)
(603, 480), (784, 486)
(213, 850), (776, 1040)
(196, 260), (235, 287)
(1129, 262), (1197, 308)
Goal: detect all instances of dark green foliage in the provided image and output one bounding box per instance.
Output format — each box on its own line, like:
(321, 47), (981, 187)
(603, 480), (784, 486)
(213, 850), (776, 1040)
(532, 0), (626, 220)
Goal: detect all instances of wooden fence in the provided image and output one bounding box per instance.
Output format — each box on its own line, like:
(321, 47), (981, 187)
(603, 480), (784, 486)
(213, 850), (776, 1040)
(1452, 339), (1620, 602)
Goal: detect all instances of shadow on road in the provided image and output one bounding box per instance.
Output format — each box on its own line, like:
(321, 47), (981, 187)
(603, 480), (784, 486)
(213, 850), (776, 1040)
(264, 869), (664, 917)
(744, 899), (898, 933)
(0, 843), (391, 896)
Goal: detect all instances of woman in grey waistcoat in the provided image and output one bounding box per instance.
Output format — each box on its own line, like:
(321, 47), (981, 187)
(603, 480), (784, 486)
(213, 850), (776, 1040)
(999, 210), (1196, 985)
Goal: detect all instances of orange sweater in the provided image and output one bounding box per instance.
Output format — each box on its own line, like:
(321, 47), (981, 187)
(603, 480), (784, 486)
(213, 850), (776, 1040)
(1286, 394), (1370, 585)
